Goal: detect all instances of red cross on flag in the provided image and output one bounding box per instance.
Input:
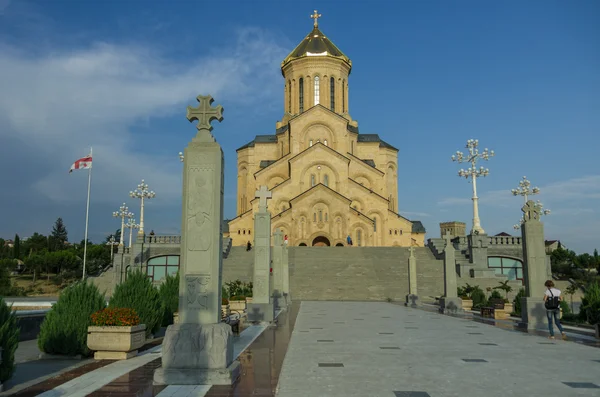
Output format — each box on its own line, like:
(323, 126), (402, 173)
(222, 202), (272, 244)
(69, 155), (93, 173)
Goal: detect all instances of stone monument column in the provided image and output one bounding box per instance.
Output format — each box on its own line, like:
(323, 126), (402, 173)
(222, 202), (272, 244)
(248, 186), (276, 323)
(272, 229), (286, 309)
(154, 95), (240, 385)
(440, 235), (462, 313)
(282, 237), (291, 304)
(520, 200), (549, 330)
(405, 246), (420, 307)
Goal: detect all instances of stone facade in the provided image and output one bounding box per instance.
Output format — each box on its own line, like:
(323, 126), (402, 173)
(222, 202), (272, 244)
(227, 22), (425, 248)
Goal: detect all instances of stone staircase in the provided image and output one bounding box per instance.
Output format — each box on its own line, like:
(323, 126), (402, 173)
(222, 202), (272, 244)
(89, 270), (115, 297)
(223, 247), (255, 283)
(288, 247), (444, 301)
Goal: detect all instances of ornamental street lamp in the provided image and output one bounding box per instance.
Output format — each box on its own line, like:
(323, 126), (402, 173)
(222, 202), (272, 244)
(112, 203), (133, 246)
(179, 152), (184, 162)
(124, 217), (140, 248)
(511, 176), (540, 203)
(513, 200), (551, 230)
(129, 179), (156, 237)
(106, 235), (119, 264)
(451, 139), (495, 235)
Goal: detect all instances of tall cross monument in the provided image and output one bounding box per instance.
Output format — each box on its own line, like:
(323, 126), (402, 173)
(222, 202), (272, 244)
(154, 95), (240, 386)
(248, 185), (276, 323)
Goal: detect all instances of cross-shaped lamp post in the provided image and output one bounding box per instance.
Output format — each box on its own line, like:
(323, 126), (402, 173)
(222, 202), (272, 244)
(124, 217), (140, 247)
(106, 235), (119, 264)
(112, 203), (133, 246)
(178, 152), (184, 162)
(129, 179), (156, 237)
(451, 139), (495, 235)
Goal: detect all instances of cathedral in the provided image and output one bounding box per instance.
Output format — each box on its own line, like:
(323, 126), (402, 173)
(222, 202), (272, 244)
(227, 12), (426, 247)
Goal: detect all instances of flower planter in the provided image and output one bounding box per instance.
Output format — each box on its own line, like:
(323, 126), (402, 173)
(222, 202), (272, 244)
(222, 304), (231, 317)
(246, 297), (253, 304)
(229, 300), (246, 311)
(87, 324), (146, 360)
(461, 299), (473, 311)
(504, 303), (513, 315)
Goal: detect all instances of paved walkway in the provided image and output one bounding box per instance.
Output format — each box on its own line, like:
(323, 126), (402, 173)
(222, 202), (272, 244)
(276, 301), (600, 397)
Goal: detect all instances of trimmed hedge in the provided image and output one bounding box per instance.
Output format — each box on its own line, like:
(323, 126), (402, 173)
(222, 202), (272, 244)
(0, 297), (19, 383)
(158, 272), (179, 327)
(37, 281), (106, 357)
(110, 270), (162, 337)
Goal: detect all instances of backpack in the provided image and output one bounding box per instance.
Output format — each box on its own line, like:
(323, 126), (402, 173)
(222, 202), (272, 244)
(544, 289), (560, 310)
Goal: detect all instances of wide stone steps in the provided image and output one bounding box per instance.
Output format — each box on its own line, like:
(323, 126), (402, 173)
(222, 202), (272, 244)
(221, 246), (445, 301)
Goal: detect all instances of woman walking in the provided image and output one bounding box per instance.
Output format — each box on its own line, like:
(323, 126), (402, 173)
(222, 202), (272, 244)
(543, 280), (567, 340)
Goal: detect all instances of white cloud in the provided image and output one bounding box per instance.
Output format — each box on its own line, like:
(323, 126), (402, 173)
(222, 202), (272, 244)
(0, 28), (288, 206)
(437, 174), (600, 207)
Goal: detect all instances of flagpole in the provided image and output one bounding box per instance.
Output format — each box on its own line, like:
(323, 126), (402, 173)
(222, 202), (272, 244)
(82, 147), (93, 281)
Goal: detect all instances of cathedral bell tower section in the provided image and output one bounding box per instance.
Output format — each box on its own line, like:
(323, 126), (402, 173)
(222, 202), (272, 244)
(278, 11), (353, 126)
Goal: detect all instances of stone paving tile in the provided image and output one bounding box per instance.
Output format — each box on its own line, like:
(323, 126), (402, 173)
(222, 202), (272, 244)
(276, 301), (600, 397)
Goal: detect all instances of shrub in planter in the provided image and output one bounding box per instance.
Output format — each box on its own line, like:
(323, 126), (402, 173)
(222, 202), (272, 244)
(559, 300), (570, 315)
(513, 288), (526, 316)
(158, 272), (179, 327)
(580, 282), (600, 325)
(471, 286), (487, 308)
(91, 308), (140, 327)
(222, 298), (229, 305)
(38, 281), (106, 357)
(489, 290), (503, 301)
(0, 297), (19, 384)
(109, 270), (162, 337)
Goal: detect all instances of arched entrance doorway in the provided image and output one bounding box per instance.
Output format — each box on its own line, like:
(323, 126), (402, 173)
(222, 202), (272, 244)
(335, 243), (344, 247)
(299, 242), (307, 246)
(312, 236), (330, 246)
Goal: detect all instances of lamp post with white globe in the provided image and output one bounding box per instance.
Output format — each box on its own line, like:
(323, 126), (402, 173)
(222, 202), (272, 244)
(179, 152), (184, 162)
(129, 179), (156, 237)
(112, 203), (133, 246)
(511, 176), (540, 203)
(124, 217), (140, 248)
(451, 139), (495, 235)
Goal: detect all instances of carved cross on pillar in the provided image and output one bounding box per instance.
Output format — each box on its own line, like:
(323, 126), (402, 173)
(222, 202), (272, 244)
(408, 246), (415, 258)
(255, 185), (272, 211)
(522, 200), (540, 223)
(186, 95), (224, 132)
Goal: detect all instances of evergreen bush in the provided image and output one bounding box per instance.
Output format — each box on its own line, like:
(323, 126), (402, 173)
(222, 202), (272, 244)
(110, 270), (162, 337)
(158, 272), (179, 327)
(489, 290), (503, 301)
(580, 282), (600, 325)
(513, 288), (526, 316)
(471, 286), (487, 308)
(0, 297), (19, 383)
(559, 300), (570, 315)
(37, 281), (106, 357)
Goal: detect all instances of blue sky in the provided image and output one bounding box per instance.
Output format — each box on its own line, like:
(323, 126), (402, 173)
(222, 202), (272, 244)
(0, 0), (598, 253)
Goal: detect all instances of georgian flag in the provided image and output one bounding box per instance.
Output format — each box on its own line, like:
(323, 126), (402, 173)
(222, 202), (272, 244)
(69, 156), (93, 173)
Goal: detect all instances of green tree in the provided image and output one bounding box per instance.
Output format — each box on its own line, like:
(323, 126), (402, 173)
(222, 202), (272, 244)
(565, 282), (580, 313)
(50, 218), (68, 251)
(493, 280), (514, 301)
(21, 233), (49, 256)
(13, 234), (20, 260)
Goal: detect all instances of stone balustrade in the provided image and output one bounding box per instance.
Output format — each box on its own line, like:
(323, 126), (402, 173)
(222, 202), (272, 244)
(143, 235), (181, 244)
(488, 236), (521, 245)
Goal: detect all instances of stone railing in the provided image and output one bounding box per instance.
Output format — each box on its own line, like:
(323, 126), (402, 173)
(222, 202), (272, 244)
(488, 236), (522, 246)
(143, 235), (181, 244)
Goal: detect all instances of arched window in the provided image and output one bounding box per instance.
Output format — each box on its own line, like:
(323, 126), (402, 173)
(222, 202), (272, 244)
(248, 230), (251, 234)
(330, 77), (335, 111)
(357, 230), (362, 246)
(318, 210), (323, 222)
(313, 212), (316, 222)
(389, 229), (392, 235)
(309, 139), (313, 147)
(342, 79), (345, 112)
(374, 217), (377, 232)
(325, 213), (328, 222)
(323, 174), (329, 187)
(147, 255), (180, 282)
(311, 174), (316, 187)
(238, 230), (241, 234)
(243, 230), (246, 234)
(488, 257), (524, 282)
(288, 80), (292, 113)
(314, 76), (320, 105)
(299, 78), (304, 113)
(324, 139), (328, 146)
(394, 230), (398, 235)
